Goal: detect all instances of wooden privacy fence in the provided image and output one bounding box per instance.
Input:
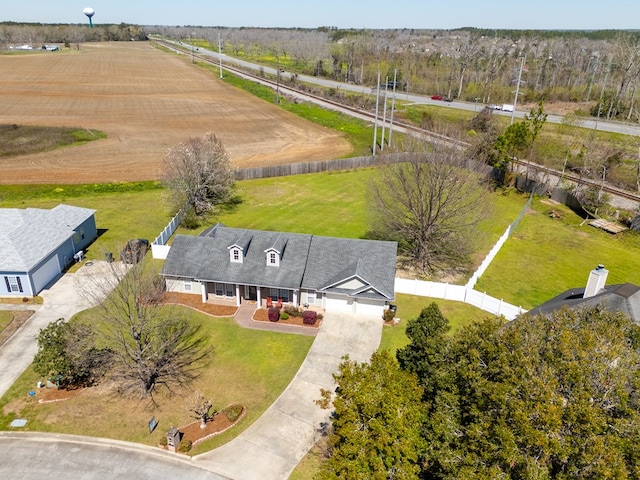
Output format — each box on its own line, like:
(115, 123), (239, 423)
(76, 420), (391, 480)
(395, 278), (526, 321)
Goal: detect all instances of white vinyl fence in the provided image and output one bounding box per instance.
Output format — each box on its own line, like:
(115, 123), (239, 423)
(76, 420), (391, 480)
(395, 278), (526, 320)
(151, 210), (183, 260)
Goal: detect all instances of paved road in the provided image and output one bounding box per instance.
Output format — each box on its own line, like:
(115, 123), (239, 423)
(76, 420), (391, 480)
(161, 38), (640, 137)
(0, 266), (382, 479)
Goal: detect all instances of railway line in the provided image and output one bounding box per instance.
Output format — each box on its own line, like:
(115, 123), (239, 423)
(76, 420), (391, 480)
(158, 39), (640, 209)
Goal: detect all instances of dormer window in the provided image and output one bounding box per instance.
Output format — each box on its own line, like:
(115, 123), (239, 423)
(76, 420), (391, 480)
(265, 248), (280, 266)
(230, 247), (243, 263)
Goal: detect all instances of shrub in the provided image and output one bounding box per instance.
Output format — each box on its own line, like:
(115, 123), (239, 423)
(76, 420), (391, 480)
(383, 309), (395, 322)
(268, 307), (280, 322)
(177, 439), (192, 453)
(284, 305), (303, 317)
(280, 312), (289, 320)
(317, 313), (324, 320)
(223, 404), (244, 422)
(158, 435), (168, 447)
(302, 310), (318, 325)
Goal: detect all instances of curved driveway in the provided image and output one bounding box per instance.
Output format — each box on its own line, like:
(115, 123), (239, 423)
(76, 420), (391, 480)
(0, 263), (382, 479)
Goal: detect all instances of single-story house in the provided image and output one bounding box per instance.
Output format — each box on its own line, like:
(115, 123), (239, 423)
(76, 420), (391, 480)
(0, 205), (97, 296)
(161, 223), (397, 317)
(527, 264), (640, 322)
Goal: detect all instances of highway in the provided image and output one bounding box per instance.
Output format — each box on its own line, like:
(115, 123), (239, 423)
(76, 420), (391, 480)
(157, 37), (640, 137)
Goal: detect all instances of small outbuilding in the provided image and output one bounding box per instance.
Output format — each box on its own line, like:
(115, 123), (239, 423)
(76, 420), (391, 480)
(0, 205), (97, 296)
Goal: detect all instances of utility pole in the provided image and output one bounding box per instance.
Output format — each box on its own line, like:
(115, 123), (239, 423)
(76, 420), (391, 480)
(372, 70), (381, 156)
(381, 76), (389, 151)
(511, 55), (526, 125)
(218, 33), (223, 79)
(388, 69), (398, 147)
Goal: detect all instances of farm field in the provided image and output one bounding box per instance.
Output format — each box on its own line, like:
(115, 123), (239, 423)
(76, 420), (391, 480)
(0, 42), (350, 184)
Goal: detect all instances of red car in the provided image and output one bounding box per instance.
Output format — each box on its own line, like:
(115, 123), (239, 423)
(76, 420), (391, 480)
(431, 95), (444, 101)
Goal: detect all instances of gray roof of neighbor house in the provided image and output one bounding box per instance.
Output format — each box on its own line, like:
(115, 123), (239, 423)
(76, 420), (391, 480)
(162, 224), (397, 299)
(527, 283), (640, 322)
(0, 205), (96, 272)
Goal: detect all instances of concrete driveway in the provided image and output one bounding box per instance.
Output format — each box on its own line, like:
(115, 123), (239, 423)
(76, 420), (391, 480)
(192, 312), (382, 479)
(0, 271), (382, 479)
(0, 261), (116, 398)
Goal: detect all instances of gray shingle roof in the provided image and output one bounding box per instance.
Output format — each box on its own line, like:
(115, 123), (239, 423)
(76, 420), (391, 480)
(528, 283), (640, 322)
(162, 225), (397, 299)
(0, 205), (96, 272)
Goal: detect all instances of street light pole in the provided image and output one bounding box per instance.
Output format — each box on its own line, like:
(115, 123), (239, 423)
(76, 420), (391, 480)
(218, 33), (223, 78)
(511, 54), (525, 125)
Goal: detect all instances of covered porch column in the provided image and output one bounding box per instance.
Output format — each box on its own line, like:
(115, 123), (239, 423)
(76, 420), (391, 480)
(293, 289), (299, 307)
(256, 286), (262, 306)
(201, 282), (208, 303)
(235, 284), (241, 307)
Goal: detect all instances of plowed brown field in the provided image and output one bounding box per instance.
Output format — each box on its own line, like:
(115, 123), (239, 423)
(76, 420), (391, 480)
(0, 42), (351, 184)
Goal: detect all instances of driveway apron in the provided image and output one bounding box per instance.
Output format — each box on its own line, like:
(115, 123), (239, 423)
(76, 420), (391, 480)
(192, 311), (382, 479)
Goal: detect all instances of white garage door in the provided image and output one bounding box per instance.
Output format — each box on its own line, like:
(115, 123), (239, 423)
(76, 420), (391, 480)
(355, 298), (385, 317)
(32, 254), (61, 294)
(324, 293), (353, 313)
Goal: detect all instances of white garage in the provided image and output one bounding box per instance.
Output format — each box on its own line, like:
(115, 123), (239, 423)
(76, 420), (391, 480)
(31, 254), (61, 294)
(355, 298), (385, 317)
(324, 293), (354, 313)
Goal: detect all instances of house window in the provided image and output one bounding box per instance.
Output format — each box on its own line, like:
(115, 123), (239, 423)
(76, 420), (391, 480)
(215, 283), (224, 296)
(225, 283), (234, 297)
(230, 248), (243, 263)
(307, 290), (316, 305)
(270, 252), (276, 264)
(4, 276), (23, 293)
(271, 288), (290, 302)
(184, 281), (192, 292)
(233, 250), (239, 261)
(80, 227), (85, 240)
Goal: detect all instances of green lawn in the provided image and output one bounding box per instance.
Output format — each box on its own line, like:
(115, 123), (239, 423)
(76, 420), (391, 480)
(379, 294), (497, 354)
(0, 182), (172, 262)
(475, 197), (640, 309)
(0, 307), (313, 454)
(0, 312), (12, 333)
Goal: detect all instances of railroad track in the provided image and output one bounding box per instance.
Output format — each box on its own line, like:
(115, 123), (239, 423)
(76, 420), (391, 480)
(158, 39), (640, 207)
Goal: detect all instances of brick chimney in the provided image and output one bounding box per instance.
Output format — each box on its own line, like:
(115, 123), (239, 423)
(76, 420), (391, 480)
(584, 264), (608, 298)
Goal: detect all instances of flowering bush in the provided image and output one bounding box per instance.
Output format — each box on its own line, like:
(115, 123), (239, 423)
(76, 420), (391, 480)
(302, 310), (318, 325)
(268, 307), (280, 322)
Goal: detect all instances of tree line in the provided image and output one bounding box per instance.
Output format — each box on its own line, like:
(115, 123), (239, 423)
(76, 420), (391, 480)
(317, 303), (640, 478)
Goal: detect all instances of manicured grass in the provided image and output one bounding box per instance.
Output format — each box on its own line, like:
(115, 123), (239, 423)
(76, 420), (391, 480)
(0, 182), (171, 261)
(379, 294), (497, 354)
(0, 307), (313, 453)
(475, 197), (640, 309)
(0, 312), (12, 333)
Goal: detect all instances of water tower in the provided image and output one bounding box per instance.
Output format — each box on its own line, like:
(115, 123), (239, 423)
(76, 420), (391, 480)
(83, 7), (95, 28)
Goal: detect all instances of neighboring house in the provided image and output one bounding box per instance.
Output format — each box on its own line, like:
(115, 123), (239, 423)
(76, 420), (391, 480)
(527, 264), (640, 322)
(0, 205), (97, 297)
(161, 223), (397, 317)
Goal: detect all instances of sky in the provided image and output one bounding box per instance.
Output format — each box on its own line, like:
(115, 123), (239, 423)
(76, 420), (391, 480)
(3, 1), (640, 30)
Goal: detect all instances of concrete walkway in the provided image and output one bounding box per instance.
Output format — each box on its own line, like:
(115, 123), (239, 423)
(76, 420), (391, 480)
(0, 261), (115, 398)
(192, 311), (381, 479)
(232, 301), (318, 336)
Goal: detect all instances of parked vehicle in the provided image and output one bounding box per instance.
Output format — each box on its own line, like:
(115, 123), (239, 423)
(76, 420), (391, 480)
(501, 104), (514, 112)
(431, 95), (444, 101)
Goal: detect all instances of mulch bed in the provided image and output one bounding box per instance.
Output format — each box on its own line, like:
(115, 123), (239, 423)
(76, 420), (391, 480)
(178, 406), (246, 446)
(36, 386), (84, 403)
(162, 293), (238, 317)
(252, 308), (321, 328)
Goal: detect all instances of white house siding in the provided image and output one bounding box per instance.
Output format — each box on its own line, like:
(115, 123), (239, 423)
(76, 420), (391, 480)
(324, 293), (353, 313)
(166, 278), (204, 295)
(354, 298), (385, 317)
(31, 254), (61, 294)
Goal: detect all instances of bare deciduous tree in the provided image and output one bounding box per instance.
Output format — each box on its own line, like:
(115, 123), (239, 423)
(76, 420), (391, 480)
(369, 140), (492, 276)
(84, 261), (211, 401)
(162, 132), (236, 225)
